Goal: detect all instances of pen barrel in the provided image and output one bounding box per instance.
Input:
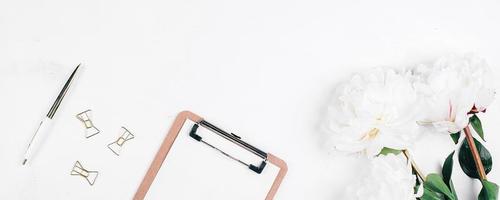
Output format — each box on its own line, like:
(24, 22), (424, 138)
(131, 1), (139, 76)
(23, 118), (53, 164)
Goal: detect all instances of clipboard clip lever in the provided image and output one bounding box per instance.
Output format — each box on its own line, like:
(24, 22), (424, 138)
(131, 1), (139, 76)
(189, 121), (268, 174)
(249, 161), (267, 174)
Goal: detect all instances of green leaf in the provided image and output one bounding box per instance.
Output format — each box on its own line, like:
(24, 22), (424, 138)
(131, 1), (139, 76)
(442, 151), (454, 189)
(421, 188), (446, 200)
(448, 180), (458, 200)
(458, 138), (493, 179)
(422, 174), (457, 200)
(470, 114), (485, 141)
(378, 147), (402, 156)
(440, 152), (458, 200)
(450, 131), (461, 144)
(479, 180), (499, 200)
(479, 181), (499, 200)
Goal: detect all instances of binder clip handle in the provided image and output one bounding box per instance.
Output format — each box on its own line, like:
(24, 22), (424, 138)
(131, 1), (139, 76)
(249, 161), (267, 174)
(189, 124), (202, 141)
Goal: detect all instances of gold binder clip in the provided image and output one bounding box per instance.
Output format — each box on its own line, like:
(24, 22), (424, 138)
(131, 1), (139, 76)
(70, 161), (99, 186)
(76, 109), (100, 138)
(108, 127), (135, 156)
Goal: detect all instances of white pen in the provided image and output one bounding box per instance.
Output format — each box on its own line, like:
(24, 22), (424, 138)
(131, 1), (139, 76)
(22, 64), (81, 165)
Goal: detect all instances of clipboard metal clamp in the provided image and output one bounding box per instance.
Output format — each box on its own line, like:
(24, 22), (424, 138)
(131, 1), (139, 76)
(189, 120), (267, 174)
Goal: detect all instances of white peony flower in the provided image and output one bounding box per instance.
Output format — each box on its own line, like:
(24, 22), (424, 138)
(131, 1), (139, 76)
(413, 54), (496, 133)
(325, 68), (420, 156)
(343, 154), (419, 200)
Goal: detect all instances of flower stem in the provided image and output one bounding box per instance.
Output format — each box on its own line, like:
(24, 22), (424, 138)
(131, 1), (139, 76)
(463, 126), (487, 181)
(403, 150), (426, 181)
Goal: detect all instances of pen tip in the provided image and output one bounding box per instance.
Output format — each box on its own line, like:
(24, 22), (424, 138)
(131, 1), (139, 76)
(22, 159), (27, 165)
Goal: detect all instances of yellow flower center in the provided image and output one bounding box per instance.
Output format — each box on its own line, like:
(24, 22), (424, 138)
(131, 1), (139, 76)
(360, 128), (380, 141)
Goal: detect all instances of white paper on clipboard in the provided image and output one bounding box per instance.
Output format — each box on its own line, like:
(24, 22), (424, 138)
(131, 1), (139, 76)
(144, 119), (281, 200)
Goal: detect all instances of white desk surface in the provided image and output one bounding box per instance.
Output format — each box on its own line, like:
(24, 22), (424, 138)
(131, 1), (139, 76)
(1, 0), (500, 199)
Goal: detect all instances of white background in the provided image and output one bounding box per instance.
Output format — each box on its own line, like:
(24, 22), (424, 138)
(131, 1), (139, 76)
(1, 0), (500, 199)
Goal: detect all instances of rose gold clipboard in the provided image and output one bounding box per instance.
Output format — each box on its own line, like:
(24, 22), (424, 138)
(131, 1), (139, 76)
(133, 111), (288, 200)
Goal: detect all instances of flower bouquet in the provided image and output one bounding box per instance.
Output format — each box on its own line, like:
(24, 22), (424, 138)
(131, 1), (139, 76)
(324, 55), (497, 200)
